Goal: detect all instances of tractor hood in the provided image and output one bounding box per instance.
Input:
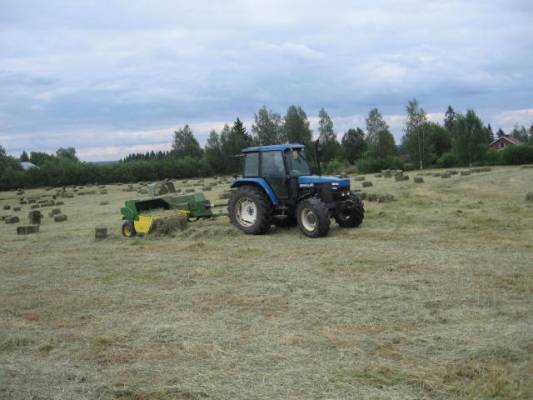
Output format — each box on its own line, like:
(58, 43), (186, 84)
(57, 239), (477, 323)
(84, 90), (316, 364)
(297, 175), (350, 187)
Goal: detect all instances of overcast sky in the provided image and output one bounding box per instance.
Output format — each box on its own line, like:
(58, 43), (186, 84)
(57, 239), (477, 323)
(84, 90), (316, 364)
(1, 0), (532, 161)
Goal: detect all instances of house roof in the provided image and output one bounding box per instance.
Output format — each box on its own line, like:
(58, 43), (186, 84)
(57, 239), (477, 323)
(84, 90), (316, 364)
(489, 135), (521, 146)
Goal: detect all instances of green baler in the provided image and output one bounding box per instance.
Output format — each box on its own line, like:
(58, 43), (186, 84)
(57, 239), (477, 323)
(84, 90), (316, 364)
(120, 192), (212, 237)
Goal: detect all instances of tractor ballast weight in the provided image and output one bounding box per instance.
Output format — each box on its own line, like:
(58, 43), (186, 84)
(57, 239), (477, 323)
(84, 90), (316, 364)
(228, 144), (364, 238)
(120, 192), (212, 237)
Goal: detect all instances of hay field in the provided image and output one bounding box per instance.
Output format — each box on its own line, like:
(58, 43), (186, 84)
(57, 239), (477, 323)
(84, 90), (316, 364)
(1, 167), (532, 400)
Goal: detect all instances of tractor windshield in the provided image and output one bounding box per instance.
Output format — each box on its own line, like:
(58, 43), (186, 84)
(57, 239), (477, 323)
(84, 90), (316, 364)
(286, 150), (311, 176)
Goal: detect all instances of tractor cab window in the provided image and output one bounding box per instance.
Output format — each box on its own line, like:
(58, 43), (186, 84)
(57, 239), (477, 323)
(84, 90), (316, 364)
(261, 151), (286, 177)
(286, 150), (310, 176)
(243, 152), (259, 177)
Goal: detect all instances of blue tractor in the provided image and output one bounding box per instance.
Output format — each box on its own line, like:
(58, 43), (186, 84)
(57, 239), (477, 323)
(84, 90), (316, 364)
(228, 143), (364, 238)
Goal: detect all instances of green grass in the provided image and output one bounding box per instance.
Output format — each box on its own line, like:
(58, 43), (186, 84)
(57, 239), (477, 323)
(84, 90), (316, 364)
(0, 167), (532, 399)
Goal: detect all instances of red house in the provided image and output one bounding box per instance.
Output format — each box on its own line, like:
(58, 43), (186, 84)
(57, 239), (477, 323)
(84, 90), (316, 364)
(489, 135), (521, 150)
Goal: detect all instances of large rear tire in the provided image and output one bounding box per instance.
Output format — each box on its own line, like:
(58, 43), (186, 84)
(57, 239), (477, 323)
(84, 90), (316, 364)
(296, 197), (330, 238)
(335, 192), (364, 228)
(228, 186), (272, 235)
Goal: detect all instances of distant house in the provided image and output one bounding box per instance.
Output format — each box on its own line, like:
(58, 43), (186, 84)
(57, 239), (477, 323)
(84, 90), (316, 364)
(489, 135), (521, 150)
(20, 162), (39, 170)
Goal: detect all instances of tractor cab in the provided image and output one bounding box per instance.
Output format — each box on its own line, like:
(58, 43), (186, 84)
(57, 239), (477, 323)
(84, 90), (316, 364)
(239, 144), (350, 204)
(228, 143), (364, 238)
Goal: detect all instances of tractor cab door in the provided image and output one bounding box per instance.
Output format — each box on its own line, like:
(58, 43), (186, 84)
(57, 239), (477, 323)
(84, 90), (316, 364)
(261, 151), (289, 200)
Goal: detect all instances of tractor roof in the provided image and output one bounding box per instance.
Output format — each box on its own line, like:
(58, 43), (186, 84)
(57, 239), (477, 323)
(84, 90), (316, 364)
(241, 144), (305, 153)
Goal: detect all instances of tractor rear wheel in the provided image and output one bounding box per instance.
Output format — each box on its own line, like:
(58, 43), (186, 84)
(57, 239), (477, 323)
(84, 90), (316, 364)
(296, 197), (330, 238)
(335, 192), (364, 228)
(121, 220), (137, 237)
(228, 186), (272, 234)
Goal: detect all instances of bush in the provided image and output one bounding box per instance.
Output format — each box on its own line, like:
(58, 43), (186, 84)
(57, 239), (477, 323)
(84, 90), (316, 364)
(323, 158), (345, 175)
(437, 152), (458, 168)
(485, 148), (502, 165)
(502, 145), (533, 165)
(356, 156), (404, 174)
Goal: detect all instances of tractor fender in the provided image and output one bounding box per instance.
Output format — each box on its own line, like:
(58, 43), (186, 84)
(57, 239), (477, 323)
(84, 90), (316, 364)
(231, 178), (278, 205)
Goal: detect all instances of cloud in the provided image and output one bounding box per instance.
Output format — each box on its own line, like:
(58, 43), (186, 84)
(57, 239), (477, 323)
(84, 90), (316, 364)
(0, 0), (532, 159)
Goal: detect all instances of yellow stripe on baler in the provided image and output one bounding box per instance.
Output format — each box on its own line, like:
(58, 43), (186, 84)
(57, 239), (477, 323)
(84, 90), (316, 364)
(134, 215), (154, 234)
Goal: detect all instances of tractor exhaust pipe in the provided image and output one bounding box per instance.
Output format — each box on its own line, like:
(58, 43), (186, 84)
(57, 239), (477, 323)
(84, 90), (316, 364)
(315, 139), (322, 176)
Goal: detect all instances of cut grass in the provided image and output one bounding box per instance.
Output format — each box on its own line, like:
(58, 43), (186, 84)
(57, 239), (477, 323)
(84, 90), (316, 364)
(0, 167), (532, 399)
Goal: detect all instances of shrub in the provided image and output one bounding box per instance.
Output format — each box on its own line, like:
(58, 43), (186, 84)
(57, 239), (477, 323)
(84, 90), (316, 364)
(437, 152), (458, 168)
(502, 145), (533, 165)
(485, 148), (502, 165)
(323, 158), (346, 175)
(356, 156), (404, 174)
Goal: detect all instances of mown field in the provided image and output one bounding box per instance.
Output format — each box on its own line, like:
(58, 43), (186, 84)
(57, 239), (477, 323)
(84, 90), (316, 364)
(1, 166), (532, 400)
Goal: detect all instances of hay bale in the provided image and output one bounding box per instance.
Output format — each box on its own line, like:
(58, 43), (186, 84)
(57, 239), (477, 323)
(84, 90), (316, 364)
(394, 172), (404, 181)
(219, 191), (231, 200)
(17, 225), (39, 235)
(447, 170), (459, 175)
(30, 204), (40, 209)
(414, 176), (424, 183)
(55, 201), (64, 206)
(359, 192), (367, 200)
(54, 214), (68, 222)
(99, 190), (108, 195)
(95, 226), (108, 240)
(353, 176), (365, 181)
(460, 171), (471, 176)
(362, 181), (373, 187)
(5, 216), (19, 224)
(377, 194), (395, 202)
(367, 193), (378, 202)
(3, 205), (10, 210)
(28, 210), (43, 225)
(150, 216), (187, 236)
(520, 164), (533, 169)
(526, 193), (533, 202)
(13, 207), (21, 212)
(202, 186), (212, 191)
(374, 174), (383, 178)
(48, 208), (62, 217)
(185, 188), (195, 193)
(441, 173), (451, 179)
(99, 201), (109, 206)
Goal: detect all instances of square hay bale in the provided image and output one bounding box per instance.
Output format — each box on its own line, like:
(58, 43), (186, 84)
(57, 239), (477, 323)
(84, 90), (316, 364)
(3, 205), (11, 210)
(95, 226), (108, 240)
(377, 193), (395, 202)
(460, 171), (471, 176)
(414, 176), (424, 183)
(55, 201), (64, 206)
(520, 164), (533, 169)
(359, 192), (367, 200)
(374, 174), (383, 178)
(48, 208), (62, 217)
(441, 173), (451, 179)
(526, 192), (533, 202)
(219, 191), (231, 200)
(202, 186), (213, 191)
(54, 214), (68, 222)
(5, 216), (19, 224)
(99, 201), (109, 206)
(28, 210), (43, 225)
(353, 176), (365, 181)
(367, 193), (378, 202)
(13, 207), (21, 212)
(362, 181), (373, 187)
(30, 204), (40, 209)
(17, 225), (39, 235)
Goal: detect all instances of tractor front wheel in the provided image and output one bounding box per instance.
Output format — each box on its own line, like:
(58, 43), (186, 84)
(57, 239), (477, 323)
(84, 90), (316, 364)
(121, 220), (137, 237)
(228, 186), (272, 235)
(335, 192), (364, 228)
(296, 197), (330, 238)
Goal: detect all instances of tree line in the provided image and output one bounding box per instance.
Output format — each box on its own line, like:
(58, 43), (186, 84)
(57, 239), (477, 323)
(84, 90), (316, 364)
(1, 101), (533, 190)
